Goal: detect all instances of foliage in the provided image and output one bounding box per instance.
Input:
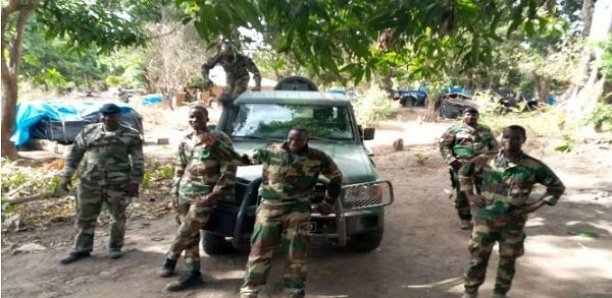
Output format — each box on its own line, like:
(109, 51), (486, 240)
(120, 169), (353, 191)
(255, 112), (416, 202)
(353, 92), (394, 125)
(584, 103), (612, 130)
(554, 135), (576, 153)
(141, 162), (174, 189)
(0, 158), (69, 214)
(179, 0), (560, 85)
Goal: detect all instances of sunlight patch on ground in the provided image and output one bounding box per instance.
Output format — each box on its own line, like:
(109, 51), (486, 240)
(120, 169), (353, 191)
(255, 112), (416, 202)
(525, 235), (612, 280)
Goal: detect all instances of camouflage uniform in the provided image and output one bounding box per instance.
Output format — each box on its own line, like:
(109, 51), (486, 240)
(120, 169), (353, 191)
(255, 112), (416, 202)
(459, 151), (565, 296)
(61, 123), (144, 253)
(201, 52), (262, 100)
(166, 130), (245, 272)
(240, 143), (343, 298)
(439, 122), (498, 221)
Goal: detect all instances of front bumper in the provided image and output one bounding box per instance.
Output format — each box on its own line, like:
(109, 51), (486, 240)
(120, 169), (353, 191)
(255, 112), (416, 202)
(310, 180), (394, 246)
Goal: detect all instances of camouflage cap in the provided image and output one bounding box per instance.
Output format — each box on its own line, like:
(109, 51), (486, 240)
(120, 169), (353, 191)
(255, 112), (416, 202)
(100, 103), (121, 115)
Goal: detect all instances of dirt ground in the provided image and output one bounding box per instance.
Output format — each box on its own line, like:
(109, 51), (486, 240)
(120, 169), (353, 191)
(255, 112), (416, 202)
(2, 107), (611, 298)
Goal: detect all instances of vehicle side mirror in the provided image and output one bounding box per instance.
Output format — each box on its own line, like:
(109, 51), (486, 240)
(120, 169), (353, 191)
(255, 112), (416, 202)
(363, 127), (375, 140)
(207, 124), (217, 131)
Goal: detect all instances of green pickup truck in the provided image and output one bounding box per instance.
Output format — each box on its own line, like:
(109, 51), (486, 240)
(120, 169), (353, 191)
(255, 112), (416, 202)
(202, 77), (394, 254)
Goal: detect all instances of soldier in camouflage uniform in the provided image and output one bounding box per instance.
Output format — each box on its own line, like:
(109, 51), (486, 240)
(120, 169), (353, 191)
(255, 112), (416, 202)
(459, 125), (565, 298)
(240, 126), (343, 298)
(59, 103), (144, 264)
(201, 42), (262, 105)
(158, 105), (247, 292)
(439, 107), (498, 229)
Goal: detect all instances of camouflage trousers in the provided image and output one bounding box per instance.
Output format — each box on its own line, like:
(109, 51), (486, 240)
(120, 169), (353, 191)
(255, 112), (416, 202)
(166, 193), (213, 272)
(73, 182), (131, 253)
(225, 74), (249, 101)
(450, 169), (482, 221)
(241, 200), (311, 296)
(465, 216), (526, 295)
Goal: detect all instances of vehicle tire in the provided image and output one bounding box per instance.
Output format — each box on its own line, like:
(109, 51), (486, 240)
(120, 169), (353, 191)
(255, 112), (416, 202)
(347, 229), (384, 252)
(202, 232), (233, 255)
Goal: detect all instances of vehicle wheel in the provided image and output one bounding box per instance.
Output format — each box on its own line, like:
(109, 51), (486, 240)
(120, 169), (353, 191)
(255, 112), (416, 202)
(202, 232), (233, 255)
(347, 229), (384, 252)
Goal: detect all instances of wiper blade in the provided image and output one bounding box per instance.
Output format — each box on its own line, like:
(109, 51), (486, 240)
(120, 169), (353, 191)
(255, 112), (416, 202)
(308, 136), (345, 143)
(233, 135), (284, 142)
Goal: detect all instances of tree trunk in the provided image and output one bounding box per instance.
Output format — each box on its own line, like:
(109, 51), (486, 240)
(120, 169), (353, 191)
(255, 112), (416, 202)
(564, 0), (612, 125)
(1, 1), (38, 159)
(533, 73), (551, 104)
(1, 75), (18, 159)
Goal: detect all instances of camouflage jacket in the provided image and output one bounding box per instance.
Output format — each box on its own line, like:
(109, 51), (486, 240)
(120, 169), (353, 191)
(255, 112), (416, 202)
(252, 143), (343, 203)
(459, 151), (565, 220)
(62, 123), (144, 185)
(174, 130), (246, 196)
(439, 122), (499, 165)
(201, 53), (261, 83)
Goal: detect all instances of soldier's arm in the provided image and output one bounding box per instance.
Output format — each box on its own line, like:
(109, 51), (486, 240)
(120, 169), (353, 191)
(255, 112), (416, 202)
(61, 129), (87, 181)
(245, 57), (262, 87)
(129, 135), (145, 184)
(201, 54), (221, 80)
(535, 163), (566, 206)
(439, 128), (457, 165)
(172, 141), (188, 190)
(210, 138), (250, 167)
(320, 153), (343, 202)
(458, 162), (477, 195)
(480, 127), (499, 158)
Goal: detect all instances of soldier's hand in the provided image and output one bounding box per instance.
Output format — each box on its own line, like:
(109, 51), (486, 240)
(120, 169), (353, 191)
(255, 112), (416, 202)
(198, 131), (217, 148)
(127, 183), (140, 197)
(467, 193), (486, 208)
(511, 200), (546, 216)
(449, 160), (462, 172)
(203, 184), (224, 204)
(317, 200), (335, 216)
(471, 155), (490, 169)
(241, 154), (252, 165)
(59, 178), (72, 192)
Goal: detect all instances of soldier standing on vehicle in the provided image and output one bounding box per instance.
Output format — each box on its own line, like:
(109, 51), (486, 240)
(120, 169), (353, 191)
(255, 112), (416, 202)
(239, 126), (343, 298)
(158, 105), (246, 292)
(439, 107), (498, 230)
(460, 125), (565, 298)
(201, 42), (262, 106)
(59, 103), (144, 264)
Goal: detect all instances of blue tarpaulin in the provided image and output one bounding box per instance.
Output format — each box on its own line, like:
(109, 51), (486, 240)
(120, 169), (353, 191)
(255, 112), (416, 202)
(11, 101), (138, 146)
(141, 94), (164, 106)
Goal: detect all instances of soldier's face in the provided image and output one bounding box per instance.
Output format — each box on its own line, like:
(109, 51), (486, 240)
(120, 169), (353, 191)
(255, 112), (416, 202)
(189, 109), (208, 131)
(463, 111), (478, 126)
(101, 113), (120, 131)
(501, 129), (525, 153)
(287, 130), (308, 153)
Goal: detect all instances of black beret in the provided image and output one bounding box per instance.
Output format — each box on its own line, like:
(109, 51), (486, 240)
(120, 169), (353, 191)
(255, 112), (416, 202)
(463, 106), (479, 114)
(100, 103), (121, 114)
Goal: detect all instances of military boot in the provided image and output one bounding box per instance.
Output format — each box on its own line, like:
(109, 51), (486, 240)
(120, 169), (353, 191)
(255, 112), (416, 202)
(461, 291), (478, 298)
(286, 289), (305, 298)
(460, 219), (473, 230)
(109, 249), (123, 259)
(165, 270), (204, 292)
(158, 258), (178, 278)
(60, 251), (91, 265)
(492, 293), (506, 298)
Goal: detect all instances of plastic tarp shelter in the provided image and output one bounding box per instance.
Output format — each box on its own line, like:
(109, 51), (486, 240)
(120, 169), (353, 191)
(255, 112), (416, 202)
(11, 100), (141, 147)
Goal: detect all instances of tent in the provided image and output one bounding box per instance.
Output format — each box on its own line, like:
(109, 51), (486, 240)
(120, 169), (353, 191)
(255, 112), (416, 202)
(11, 100), (142, 147)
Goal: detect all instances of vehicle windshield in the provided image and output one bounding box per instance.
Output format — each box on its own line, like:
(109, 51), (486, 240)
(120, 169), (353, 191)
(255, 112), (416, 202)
(229, 103), (355, 141)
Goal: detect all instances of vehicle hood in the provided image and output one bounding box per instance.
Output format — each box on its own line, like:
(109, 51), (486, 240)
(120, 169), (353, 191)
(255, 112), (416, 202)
(233, 141), (377, 185)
